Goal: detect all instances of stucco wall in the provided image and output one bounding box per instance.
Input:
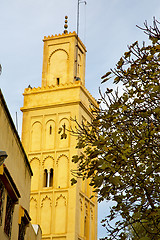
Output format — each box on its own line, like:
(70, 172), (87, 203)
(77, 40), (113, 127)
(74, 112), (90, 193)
(0, 91), (41, 240)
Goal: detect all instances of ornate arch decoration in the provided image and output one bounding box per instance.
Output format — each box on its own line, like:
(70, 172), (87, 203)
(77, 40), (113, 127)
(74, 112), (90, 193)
(56, 154), (69, 165)
(55, 194), (67, 207)
(90, 206), (94, 220)
(31, 121), (42, 128)
(41, 195), (52, 208)
(59, 117), (70, 128)
(45, 120), (55, 136)
(30, 157), (40, 164)
(42, 155), (54, 168)
(48, 49), (69, 64)
(45, 119), (55, 125)
(85, 202), (88, 216)
(59, 117), (69, 124)
(80, 198), (83, 211)
(30, 196), (37, 208)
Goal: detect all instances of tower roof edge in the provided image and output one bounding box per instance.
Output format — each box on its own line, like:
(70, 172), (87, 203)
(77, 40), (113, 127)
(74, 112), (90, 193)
(43, 31), (87, 52)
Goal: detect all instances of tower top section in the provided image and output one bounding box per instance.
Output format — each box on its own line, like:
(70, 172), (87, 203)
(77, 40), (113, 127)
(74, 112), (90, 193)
(41, 31), (87, 88)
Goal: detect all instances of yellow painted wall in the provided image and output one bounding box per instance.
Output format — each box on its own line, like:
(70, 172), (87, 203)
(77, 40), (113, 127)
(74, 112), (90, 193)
(0, 91), (42, 240)
(21, 32), (98, 240)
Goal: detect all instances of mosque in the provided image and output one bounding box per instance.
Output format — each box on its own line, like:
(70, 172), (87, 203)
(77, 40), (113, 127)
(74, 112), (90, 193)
(20, 17), (98, 240)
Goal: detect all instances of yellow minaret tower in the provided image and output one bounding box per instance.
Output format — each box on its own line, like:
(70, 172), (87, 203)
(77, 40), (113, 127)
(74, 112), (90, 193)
(21, 18), (98, 240)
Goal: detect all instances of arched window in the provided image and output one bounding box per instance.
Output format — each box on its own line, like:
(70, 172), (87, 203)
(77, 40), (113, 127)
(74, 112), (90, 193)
(50, 168), (53, 187)
(44, 168), (53, 188)
(44, 169), (48, 187)
(49, 125), (52, 135)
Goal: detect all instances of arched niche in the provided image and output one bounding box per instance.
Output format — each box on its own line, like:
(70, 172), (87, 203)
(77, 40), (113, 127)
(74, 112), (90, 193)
(45, 120), (55, 150)
(56, 155), (69, 188)
(30, 197), (37, 224)
(48, 49), (69, 86)
(43, 156), (54, 170)
(30, 158), (40, 191)
(55, 194), (67, 234)
(58, 118), (69, 149)
(31, 121), (42, 151)
(40, 196), (52, 235)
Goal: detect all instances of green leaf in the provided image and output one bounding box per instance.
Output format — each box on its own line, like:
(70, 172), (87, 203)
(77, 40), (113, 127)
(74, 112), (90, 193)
(124, 51), (131, 58)
(105, 88), (113, 94)
(101, 76), (112, 84)
(58, 127), (62, 134)
(117, 57), (124, 69)
(71, 178), (77, 185)
(72, 155), (79, 163)
(114, 76), (120, 83)
(101, 71), (112, 79)
(70, 18), (160, 240)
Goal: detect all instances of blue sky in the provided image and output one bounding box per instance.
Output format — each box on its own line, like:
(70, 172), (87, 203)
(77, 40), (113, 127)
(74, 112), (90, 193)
(0, 0), (160, 238)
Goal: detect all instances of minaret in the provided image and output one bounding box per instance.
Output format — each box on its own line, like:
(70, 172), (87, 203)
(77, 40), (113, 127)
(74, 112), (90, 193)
(21, 17), (98, 240)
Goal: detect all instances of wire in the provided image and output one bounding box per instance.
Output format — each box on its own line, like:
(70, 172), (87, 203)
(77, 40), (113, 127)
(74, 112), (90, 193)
(84, 2), (87, 45)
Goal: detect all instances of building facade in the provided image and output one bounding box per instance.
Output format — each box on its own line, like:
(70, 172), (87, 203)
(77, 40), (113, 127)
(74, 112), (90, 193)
(21, 31), (98, 240)
(0, 90), (42, 240)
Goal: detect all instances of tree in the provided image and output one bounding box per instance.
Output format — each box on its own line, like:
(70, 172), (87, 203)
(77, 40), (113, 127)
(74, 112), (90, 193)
(71, 18), (160, 240)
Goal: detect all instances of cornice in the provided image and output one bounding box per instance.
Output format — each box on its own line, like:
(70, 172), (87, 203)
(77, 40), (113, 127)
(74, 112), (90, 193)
(23, 81), (98, 108)
(23, 81), (81, 94)
(43, 31), (87, 52)
(21, 100), (93, 118)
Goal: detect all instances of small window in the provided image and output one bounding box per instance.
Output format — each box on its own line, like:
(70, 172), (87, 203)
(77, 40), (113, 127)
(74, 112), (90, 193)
(49, 125), (52, 135)
(50, 168), (53, 187)
(4, 195), (14, 238)
(18, 218), (26, 240)
(44, 169), (48, 187)
(18, 209), (30, 240)
(44, 168), (53, 188)
(0, 179), (5, 225)
(57, 78), (60, 85)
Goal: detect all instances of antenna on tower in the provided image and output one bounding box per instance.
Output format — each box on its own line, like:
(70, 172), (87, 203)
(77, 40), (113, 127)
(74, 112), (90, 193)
(75, 0), (87, 81)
